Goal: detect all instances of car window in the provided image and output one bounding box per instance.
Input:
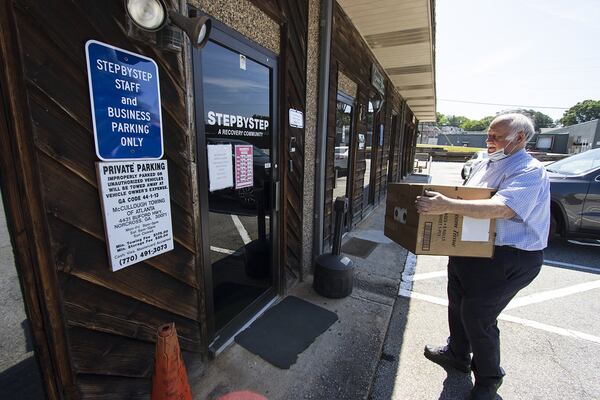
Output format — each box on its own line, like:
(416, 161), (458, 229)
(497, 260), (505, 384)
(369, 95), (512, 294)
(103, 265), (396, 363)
(545, 149), (600, 175)
(253, 146), (268, 157)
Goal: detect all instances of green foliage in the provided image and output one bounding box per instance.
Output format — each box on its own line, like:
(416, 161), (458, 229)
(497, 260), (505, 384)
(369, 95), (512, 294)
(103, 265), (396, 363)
(446, 115), (468, 127)
(436, 113), (468, 127)
(435, 110), (555, 132)
(502, 109), (554, 132)
(530, 111), (554, 129)
(560, 100), (600, 126)
(460, 116), (494, 131)
(436, 112), (447, 125)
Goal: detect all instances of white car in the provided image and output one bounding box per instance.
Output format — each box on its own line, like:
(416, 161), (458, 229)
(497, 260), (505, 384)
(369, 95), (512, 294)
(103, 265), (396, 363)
(461, 150), (488, 180)
(335, 146), (349, 171)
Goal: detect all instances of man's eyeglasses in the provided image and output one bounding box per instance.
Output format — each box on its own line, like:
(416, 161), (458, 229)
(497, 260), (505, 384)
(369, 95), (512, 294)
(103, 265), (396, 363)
(486, 133), (508, 142)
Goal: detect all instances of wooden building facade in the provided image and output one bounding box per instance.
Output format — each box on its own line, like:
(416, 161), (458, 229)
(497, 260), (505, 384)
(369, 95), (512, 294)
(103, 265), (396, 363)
(323, 3), (420, 244)
(0, 0), (434, 398)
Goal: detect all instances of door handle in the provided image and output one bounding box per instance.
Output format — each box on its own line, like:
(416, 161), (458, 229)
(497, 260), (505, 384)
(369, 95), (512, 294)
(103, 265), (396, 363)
(275, 181), (280, 212)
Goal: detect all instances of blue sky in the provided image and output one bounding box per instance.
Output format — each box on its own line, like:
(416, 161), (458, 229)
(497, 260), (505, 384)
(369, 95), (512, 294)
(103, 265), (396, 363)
(435, 0), (600, 122)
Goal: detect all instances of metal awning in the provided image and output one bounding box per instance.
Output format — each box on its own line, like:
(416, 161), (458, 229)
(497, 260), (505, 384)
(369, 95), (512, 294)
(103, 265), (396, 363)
(338, 0), (436, 122)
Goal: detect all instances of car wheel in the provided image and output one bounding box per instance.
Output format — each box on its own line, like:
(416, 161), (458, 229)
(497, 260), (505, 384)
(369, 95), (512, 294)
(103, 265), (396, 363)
(548, 210), (562, 242)
(237, 186), (256, 208)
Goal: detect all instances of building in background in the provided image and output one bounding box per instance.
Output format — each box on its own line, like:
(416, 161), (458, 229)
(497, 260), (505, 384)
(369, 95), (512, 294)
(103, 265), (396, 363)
(437, 131), (487, 148)
(530, 119), (600, 154)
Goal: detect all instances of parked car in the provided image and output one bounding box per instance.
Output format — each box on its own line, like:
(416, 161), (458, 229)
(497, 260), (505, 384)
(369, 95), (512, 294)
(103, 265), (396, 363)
(546, 148), (600, 239)
(335, 145), (349, 172)
(461, 150), (488, 179)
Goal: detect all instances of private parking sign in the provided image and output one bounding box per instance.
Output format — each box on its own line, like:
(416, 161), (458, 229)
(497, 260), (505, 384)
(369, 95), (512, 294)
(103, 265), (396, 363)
(85, 40), (163, 160)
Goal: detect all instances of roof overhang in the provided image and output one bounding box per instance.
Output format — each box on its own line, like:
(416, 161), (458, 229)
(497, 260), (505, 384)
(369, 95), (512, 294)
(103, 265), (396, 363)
(338, 0), (436, 122)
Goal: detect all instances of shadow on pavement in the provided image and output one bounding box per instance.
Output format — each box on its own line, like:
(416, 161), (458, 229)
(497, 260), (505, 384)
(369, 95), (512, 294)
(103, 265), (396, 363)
(544, 236), (600, 274)
(437, 370), (473, 400)
(368, 296), (410, 400)
(0, 355), (45, 400)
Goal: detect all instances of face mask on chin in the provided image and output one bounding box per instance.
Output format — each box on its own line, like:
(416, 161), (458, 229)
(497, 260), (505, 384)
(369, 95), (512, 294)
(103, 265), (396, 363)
(488, 147), (509, 161)
(488, 136), (521, 162)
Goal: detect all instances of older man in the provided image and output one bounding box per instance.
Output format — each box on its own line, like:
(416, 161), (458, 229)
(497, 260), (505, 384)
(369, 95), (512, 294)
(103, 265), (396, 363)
(416, 113), (550, 400)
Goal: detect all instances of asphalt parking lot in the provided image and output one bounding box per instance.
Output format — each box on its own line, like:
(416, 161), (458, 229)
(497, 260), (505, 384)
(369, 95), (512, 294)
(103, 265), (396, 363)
(371, 161), (600, 400)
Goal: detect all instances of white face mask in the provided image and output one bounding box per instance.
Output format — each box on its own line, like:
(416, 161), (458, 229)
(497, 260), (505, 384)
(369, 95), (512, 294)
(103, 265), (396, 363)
(488, 134), (521, 161)
(488, 147), (510, 161)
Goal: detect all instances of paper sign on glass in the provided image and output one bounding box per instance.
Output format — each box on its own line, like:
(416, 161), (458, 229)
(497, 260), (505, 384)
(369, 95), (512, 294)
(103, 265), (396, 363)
(235, 145), (253, 189)
(207, 144), (233, 192)
(461, 216), (491, 242)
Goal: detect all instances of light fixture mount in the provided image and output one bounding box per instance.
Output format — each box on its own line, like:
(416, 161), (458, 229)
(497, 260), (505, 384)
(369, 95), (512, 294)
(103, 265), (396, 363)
(125, 0), (212, 50)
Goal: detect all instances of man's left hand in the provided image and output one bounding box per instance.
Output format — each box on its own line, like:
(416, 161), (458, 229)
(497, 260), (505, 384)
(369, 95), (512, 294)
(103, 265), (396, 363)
(416, 190), (451, 215)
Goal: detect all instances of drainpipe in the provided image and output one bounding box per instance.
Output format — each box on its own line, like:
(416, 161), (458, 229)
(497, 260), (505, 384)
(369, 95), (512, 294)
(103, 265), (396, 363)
(313, 0), (333, 261)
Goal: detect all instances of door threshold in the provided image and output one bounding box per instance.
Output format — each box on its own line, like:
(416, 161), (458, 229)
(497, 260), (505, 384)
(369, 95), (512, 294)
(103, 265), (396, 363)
(209, 295), (280, 357)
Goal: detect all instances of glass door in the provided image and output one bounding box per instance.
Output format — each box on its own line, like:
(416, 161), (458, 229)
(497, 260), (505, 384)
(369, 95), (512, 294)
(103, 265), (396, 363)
(194, 26), (278, 339)
(333, 93), (354, 231)
(362, 101), (374, 208)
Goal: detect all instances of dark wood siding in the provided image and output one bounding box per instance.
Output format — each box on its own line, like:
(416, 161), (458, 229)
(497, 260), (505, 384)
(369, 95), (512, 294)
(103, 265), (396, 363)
(279, 0), (309, 285)
(1, 0), (309, 397)
(1, 0), (203, 398)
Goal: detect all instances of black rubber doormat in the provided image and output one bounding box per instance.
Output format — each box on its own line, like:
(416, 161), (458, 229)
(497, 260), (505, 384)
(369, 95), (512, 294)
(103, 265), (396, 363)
(234, 296), (338, 369)
(341, 237), (378, 258)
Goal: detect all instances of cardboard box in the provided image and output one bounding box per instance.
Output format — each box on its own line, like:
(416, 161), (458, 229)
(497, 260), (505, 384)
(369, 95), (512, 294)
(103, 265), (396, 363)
(384, 183), (496, 258)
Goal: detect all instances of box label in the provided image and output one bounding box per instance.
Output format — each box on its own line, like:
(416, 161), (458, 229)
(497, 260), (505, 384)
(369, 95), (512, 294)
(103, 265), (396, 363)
(422, 222), (433, 251)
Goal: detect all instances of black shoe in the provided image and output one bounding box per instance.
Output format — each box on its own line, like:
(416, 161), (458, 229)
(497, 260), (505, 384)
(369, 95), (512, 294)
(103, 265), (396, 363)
(466, 380), (502, 400)
(424, 344), (471, 373)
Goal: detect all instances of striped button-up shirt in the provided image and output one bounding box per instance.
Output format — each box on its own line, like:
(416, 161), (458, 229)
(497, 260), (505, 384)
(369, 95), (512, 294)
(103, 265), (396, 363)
(466, 149), (550, 251)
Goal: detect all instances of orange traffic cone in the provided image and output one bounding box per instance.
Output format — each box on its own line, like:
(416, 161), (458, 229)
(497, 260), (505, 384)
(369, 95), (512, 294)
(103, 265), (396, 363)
(152, 323), (193, 400)
(217, 391), (267, 400)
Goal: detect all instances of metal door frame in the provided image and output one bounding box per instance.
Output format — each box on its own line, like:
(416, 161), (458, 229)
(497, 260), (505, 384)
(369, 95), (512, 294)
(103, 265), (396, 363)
(192, 16), (280, 353)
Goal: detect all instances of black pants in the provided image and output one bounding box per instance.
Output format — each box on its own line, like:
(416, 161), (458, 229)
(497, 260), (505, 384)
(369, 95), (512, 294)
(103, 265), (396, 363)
(447, 246), (543, 385)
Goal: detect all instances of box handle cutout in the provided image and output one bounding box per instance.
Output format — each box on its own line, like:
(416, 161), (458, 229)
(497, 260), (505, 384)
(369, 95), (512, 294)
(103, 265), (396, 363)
(394, 207), (408, 224)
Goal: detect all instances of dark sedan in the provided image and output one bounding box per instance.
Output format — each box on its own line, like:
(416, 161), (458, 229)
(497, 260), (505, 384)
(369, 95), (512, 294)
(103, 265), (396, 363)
(546, 148), (600, 239)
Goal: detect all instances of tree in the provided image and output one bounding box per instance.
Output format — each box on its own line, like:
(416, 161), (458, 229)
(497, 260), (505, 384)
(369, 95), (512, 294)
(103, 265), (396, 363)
(506, 109), (555, 132)
(435, 113), (469, 127)
(560, 100), (600, 126)
(461, 116), (494, 131)
(445, 115), (468, 127)
(436, 112), (447, 125)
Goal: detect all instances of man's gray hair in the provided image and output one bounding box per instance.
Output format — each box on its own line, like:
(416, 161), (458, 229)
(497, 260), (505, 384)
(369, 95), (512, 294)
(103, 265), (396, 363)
(490, 113), (535, 142)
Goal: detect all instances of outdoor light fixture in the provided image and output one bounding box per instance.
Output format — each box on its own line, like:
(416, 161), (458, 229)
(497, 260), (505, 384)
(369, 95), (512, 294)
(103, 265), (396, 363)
(371, 95), (384, 113)
(125, 0), (212, 49)
(126, 0), (167, 31)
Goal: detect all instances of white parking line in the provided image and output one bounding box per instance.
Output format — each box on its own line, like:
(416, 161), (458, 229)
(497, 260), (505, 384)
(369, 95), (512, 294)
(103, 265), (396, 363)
(231, 215), (252, 244)
(398, 289), (600, 345)
(403, 262), (599, 284)
(567, 239), (600, 247)
(399, 289), (448, 306)
(499, 314), (600, 345)
(210, 246), (237, 255)
(544, 259), (600, 274)
(411, 270), (447, 281)
(505, 280), (600, 310)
